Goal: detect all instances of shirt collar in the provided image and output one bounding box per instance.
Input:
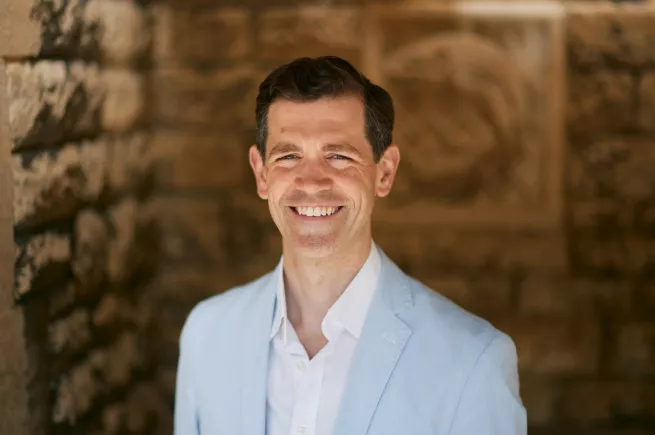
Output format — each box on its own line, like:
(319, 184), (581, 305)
(270, 241), (381, 342)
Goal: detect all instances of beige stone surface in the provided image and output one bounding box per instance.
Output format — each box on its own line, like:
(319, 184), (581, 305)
(102, 69), (146, 132)
(639, 73), (655, 133)
(107, 197), (138, 284)
(14, 232), (71, 297)
(0, 0), (40, 56)
(48, 308), (92, 355)
(164, 7), (251, 65)
(107, 132), (152, 195)
(72, 209), (109, 290)
(84, 0), (150, 65)
(152, 129), (249, 190)
(7, 61), (105, 150)
(258, 6), (363, 67)
(496, 316), (600, 375)
(153, 67), (256, 128)
(567, 4), (655, 68)
(611, 322), (655, 377)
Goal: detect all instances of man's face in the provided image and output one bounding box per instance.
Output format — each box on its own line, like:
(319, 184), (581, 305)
(249, 96), (400, 258)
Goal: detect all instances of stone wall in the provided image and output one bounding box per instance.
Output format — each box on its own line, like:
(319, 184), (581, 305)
(151, 1), (655, 434)
(1, 0), (166, 434)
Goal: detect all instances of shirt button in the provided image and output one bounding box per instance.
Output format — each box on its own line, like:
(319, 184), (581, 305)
(296, 361), (306, 371)
(298, 425), (308, 434)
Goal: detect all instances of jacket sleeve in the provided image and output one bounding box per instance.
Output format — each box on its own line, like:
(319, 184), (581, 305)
(448, 333), (527, 435)
(174, 314), (200, 435)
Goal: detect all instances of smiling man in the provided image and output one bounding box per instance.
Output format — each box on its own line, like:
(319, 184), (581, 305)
(174, 56), (527, 435)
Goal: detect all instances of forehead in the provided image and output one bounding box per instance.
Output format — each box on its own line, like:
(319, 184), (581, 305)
(267, 96), (366, 139)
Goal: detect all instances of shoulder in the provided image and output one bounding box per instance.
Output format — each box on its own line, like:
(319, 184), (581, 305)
(179, 271), (274, 347)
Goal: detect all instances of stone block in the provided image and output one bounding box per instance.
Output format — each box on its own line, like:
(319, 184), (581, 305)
(72, 210), (109, 291)
(93, 294), (135, 330)
(560, 381), (655, 425)
(519, 376), (560, 426)
(258, 7), (363, 68)
(7, 61), (104, 150)
(107, 198), (138, 285)
(495, 316), (600, 376)
(154, 197), (226, 269)
(418, 275), (512, 316)
(13, 140), (109, 230)
(52, 359), (98, 424)
(639, 73), (655, 134)
(570, 230), (655, 276)
(102, 69), (146, 133)
(84, 0), (150, 65)
(34, 0), (149, 63)
(518, 276), (631, 317)
(567, 135), (655, 230)
(373, 227), (568, 274)
(153, 67), (256, 128)
(101, 403), (125, 435)
(13, 146), (83, 230)
(100, 330), (143, 387)
(15, 232), (71, 298)
(107, 132), (152, 196)
(567, 71), (635, 141)
(368, 5), (564, 230)
(125, 383), (168, 434)
(611, 322), (655, 377)
(163, 7), (251, 65)
(567, 4), (655, 69)
(48, 308), (91, 356)
(152, 129), (249, 190)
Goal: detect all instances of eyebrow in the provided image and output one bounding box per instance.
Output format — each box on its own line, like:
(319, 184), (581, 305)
(323, 143), (365, 159)
(267, 142), (301, 159)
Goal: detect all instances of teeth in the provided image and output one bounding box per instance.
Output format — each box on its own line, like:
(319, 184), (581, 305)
(296, 206), (339, 217)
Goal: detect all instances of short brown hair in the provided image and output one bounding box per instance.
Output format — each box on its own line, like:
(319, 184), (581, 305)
(255, 56), (394, 162)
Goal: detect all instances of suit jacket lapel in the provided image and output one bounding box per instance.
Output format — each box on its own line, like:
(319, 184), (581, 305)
(239, 271), (277, 435)
(332, 249), (414, 435)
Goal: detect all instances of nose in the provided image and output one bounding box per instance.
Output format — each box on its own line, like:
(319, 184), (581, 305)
(294, 160), (333, 194)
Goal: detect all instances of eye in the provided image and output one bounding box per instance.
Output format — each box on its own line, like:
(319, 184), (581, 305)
(277, 154), (298, 161)
(328, 154), (351, 161)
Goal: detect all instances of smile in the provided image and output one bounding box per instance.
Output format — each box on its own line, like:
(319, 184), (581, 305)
(290, 206), (343, 217)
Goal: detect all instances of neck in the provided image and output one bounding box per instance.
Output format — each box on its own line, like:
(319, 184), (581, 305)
(281, 236), (373, 332)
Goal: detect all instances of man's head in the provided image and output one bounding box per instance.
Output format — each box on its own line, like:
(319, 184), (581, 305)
(249, 56), (400, 258)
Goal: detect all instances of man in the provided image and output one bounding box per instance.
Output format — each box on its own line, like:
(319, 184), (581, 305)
(174, 56), (527, 435)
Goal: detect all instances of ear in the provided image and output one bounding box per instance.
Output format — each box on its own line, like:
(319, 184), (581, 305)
(249, 145), (268, 200)
(375, 145), (400, 198)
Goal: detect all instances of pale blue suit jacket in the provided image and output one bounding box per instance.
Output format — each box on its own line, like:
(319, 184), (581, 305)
(175, 247), (527, 435)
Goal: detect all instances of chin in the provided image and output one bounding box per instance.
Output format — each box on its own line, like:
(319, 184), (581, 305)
(287, 233), (340, 258)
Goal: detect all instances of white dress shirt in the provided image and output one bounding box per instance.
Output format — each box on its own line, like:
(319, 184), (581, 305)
(266, 242), (381, 435)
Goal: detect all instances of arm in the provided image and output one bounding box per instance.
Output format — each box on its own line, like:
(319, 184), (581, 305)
(448, 334), (527, 435)
(174, 317), (200, 435)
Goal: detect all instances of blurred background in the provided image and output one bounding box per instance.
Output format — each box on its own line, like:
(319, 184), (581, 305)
(1, 0), (654, 434)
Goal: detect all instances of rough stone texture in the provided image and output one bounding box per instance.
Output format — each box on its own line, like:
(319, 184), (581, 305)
(567, 71), (635, 141)
(93, 294), (135, 330)
(152, 129), (249, 190)
(7, 61), (104, 150)
(106, 133), (152, 195)
(611, 322), (655, 377)
(33, 0), (149, 64)
(102, 69), (146, 133)
(52, 330), (143, 425)
(567, 5), (655, 69)
(161, 7), (251, 65)
(15, 232), (71, 298)
(107, 198), (138, 285)
(258, 7), (362, 67)
(48, 308), (92, 355)
(153, 67), (256, 128)
(72, 210), (108, 291)
(640, 73), (655, 133)
(496, 317), (600, 376)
